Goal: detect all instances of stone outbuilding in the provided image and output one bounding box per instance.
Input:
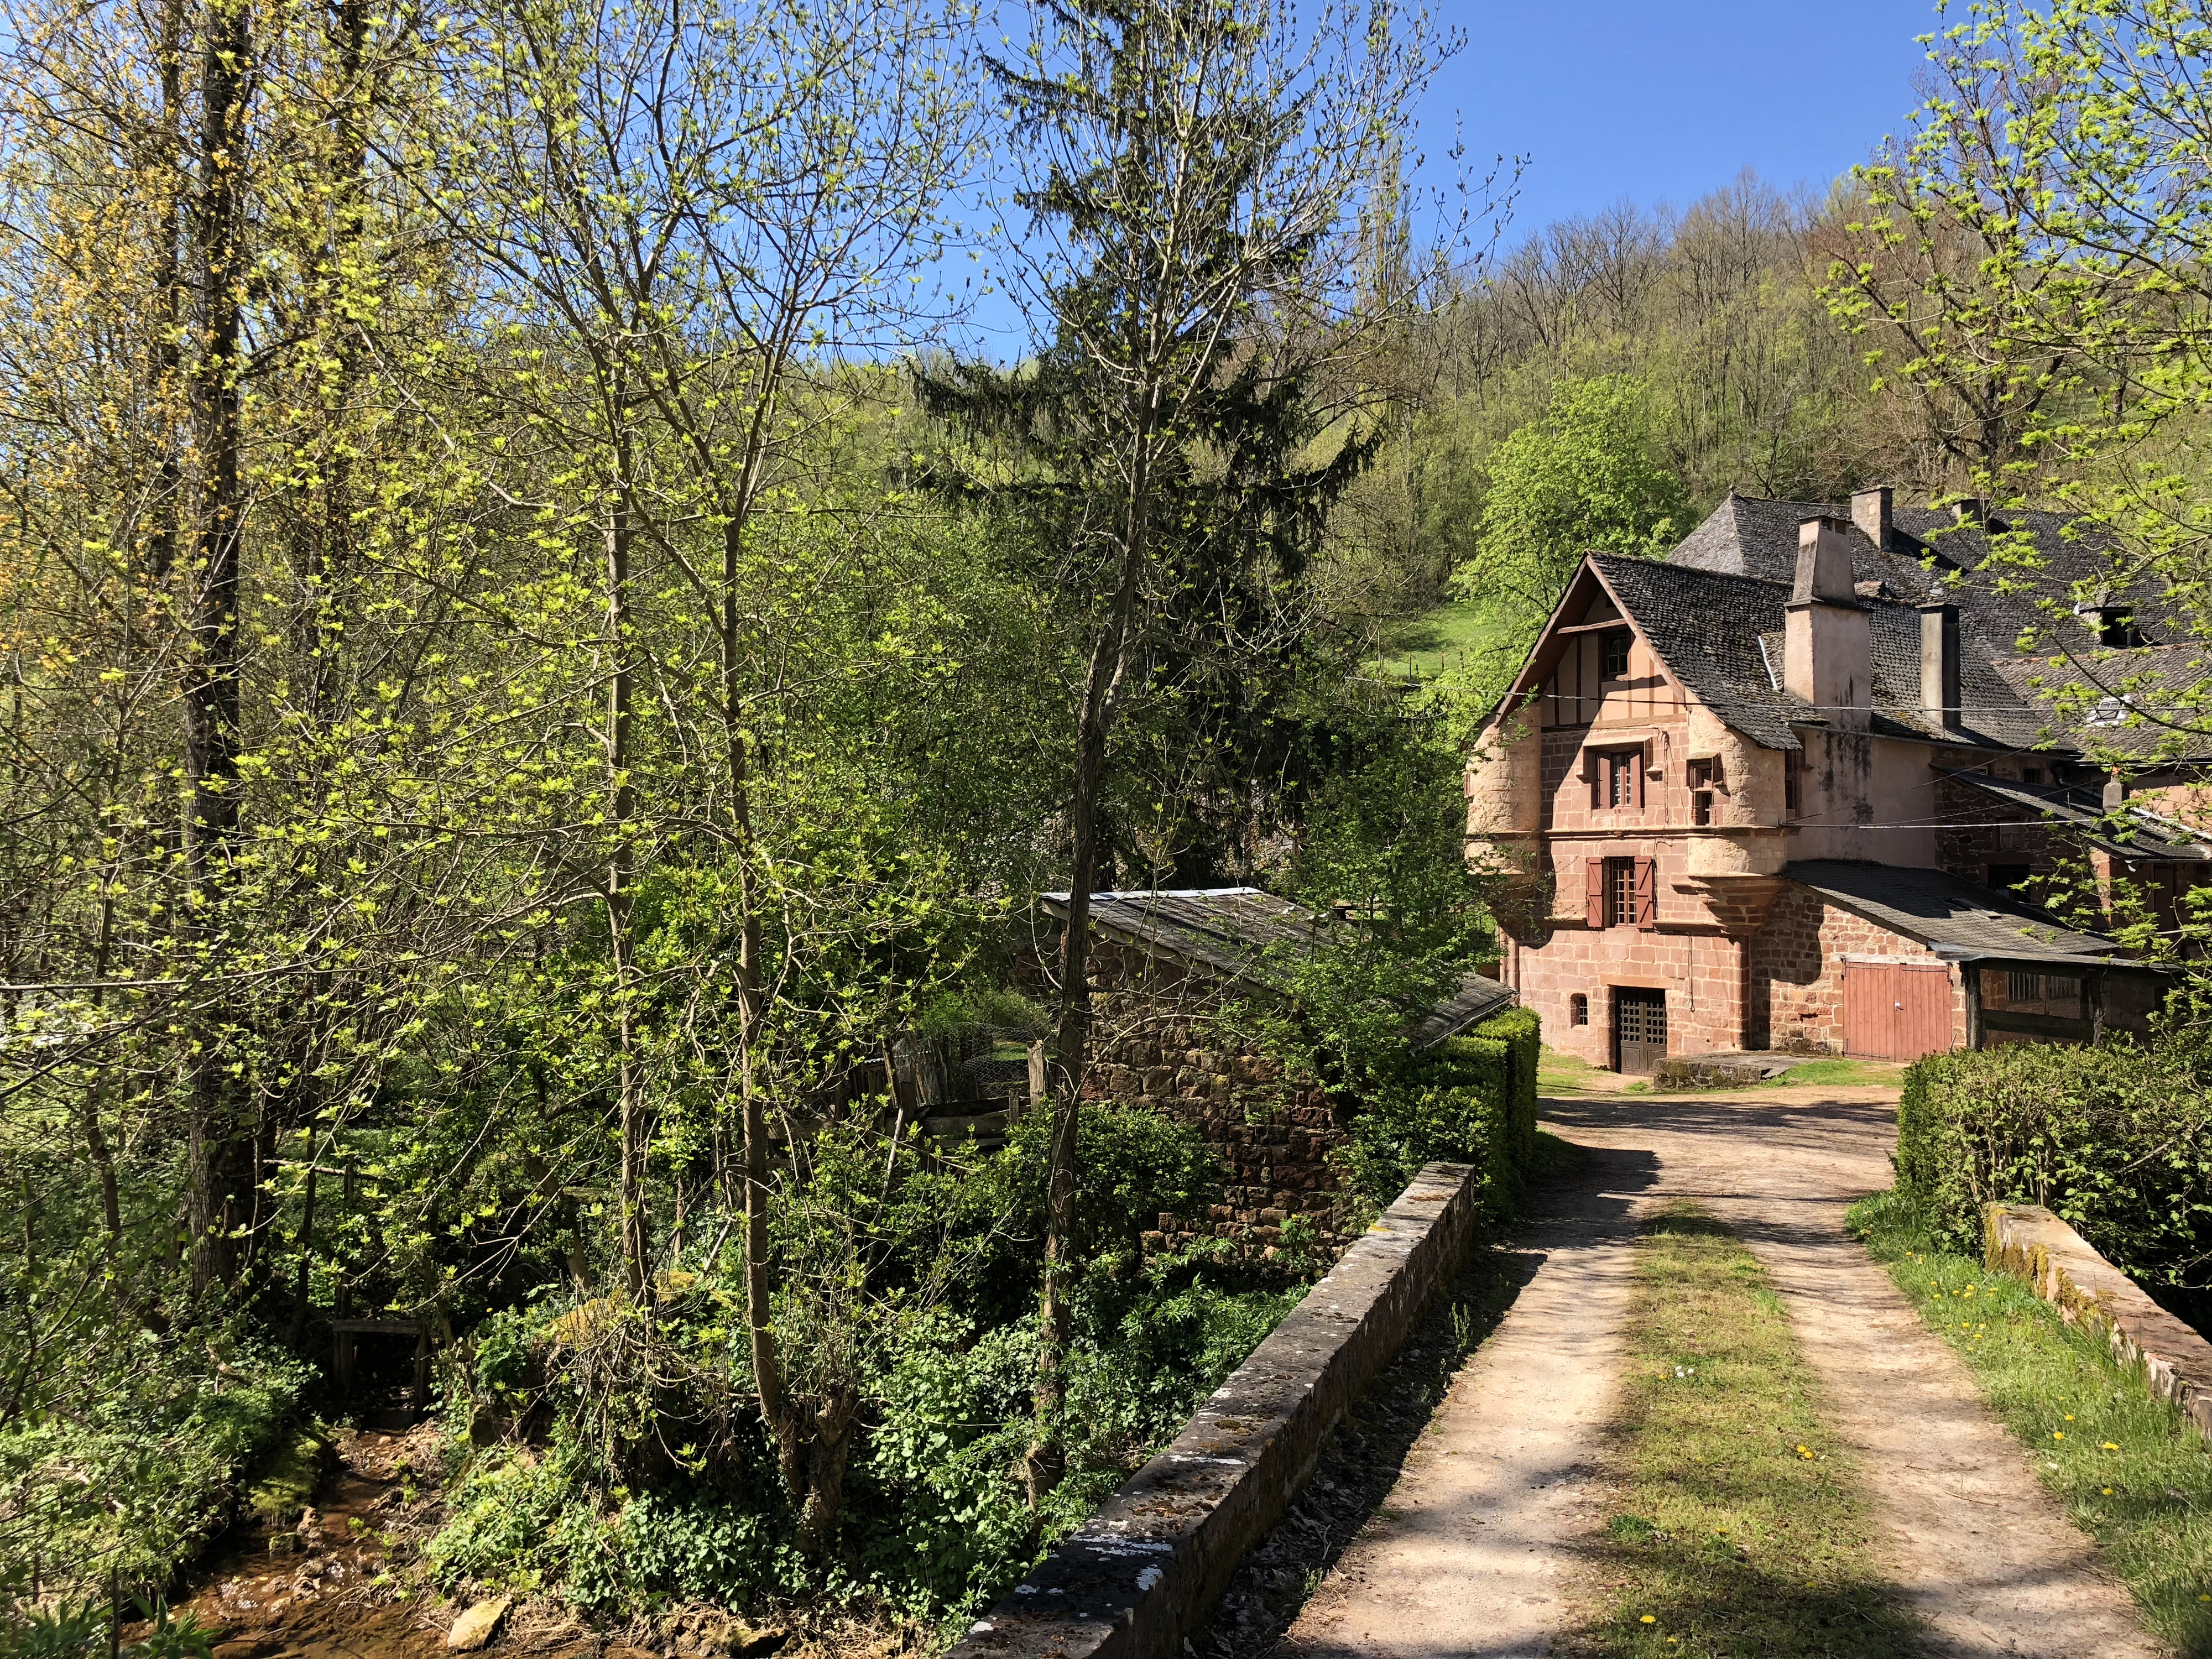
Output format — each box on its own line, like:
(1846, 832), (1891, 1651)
(1035, 888), (1515, 1254)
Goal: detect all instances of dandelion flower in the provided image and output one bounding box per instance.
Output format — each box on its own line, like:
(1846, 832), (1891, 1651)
(2053, 1431), (2065, 1440)
(1641, 1615), (1656, 1624)
(2101, 1442), (2119, 1451)
(2103, 1488), (2114, 1496)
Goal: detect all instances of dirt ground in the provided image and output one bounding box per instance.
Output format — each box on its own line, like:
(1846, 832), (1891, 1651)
(1274, 1083), (2167, 1659)
(175, 1417), (462, 1659)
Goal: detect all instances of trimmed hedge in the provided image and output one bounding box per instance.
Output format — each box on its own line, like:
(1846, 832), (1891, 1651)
(1347, 1005), (1542, 1212)
(1895, 1037), (2212, 1312)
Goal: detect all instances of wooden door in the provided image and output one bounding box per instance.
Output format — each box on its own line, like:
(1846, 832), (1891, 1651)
(1843, 962), (1896, 1058)
(1614, 987), (1668, 1073)
(1896, 964), (1954, 1061)
(1844, 962), (1955, 1060)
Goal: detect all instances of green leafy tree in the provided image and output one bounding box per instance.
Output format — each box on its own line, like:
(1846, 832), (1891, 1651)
(1821, 0), (2212, 975)
(926, 0), (1463, 1494)
(1451, 373), (1686, 637)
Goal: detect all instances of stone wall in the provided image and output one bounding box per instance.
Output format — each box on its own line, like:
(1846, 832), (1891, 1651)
(1931, 771), (2065, 888)
(1071, 933), (1358, 1255)
(1986, 1203), (2212, 1444)
(947, 1161), (1482, 1659)
(1746, 885), (1963, 1054)
(1509, 924), (1746, 1069)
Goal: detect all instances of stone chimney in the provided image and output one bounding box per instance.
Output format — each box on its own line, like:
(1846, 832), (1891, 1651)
(1918, 603), (1960, 729)
(1851, 486), (1892, 551)
(1785, 517), (1871, 727)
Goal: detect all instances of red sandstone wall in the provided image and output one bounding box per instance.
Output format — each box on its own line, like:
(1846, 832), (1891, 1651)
(1509, 884), (1967, 1067)
(1512, 923), (1746, 1068)
(1747, 886), (1965, 1054)
(1075, 934), (1357, 1255)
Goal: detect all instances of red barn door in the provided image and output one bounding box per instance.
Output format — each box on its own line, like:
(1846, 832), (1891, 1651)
(1844, 961), (1954, 1061)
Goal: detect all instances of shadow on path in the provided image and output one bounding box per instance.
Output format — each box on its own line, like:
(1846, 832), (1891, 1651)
(1191, 1142), (1656, 1659)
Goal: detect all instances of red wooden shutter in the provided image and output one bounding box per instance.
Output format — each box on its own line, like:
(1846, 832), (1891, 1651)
(1633, 747), (1646, 810)
(1634, 857), (1657, 930)
(1585, 858), (1606, 928)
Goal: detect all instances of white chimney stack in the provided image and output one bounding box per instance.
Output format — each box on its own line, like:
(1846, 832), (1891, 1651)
(1785, 517), (1872, 728)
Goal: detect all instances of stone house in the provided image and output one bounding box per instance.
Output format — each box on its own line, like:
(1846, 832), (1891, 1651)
(1467, 489), (2194, 1072)
(1035, 888), (1515, 1254)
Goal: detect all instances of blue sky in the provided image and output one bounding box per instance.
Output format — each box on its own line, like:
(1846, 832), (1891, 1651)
(948, 0), (1952, 354)
(1422, 0), (1948, 236)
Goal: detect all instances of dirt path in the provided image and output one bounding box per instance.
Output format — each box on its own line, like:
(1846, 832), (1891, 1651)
(1275, 1084), (2166, 1659)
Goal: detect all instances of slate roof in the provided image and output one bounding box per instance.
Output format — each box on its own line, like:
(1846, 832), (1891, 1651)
(1671, 494), (2137, 645)
(1992, 644), (2212, 763)
(1783, 860), (2122, 962)
(1038, 888), (1515, 1050)
(1667, 492), (2212, 759)
(1592, 546), (2056, 754)
(1042, 888), (1327, 979)
(1589, 555), (1811, 750)
(1408, 975), (1520, 1049)
(1938, 769), (2212, 862)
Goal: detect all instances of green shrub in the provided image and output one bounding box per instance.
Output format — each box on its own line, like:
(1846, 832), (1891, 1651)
(1345, 1005), (1541, 1210)
(426, 1433), (807, 1611)
(0, 1329), (309, 1603)
(1894, 1036), (2212, 1303)
(425, 1102), (1269, 1623)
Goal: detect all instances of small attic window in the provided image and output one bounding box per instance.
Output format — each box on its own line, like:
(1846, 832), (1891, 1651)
(1601, 632), (1631, 680)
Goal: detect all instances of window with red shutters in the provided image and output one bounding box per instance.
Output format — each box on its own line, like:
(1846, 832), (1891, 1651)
(1592, 747), (1645, 812)
(1604, 857), (1635, 927)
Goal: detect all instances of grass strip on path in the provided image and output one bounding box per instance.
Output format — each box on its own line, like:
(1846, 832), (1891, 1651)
(1851, 1187), (2212, 1657)
(1561, 1203), (1922, 1659)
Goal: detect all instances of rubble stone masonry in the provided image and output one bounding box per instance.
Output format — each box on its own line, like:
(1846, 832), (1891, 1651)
(1072, 934), (1357, 1258)
(1747, 884), (1963, 1053)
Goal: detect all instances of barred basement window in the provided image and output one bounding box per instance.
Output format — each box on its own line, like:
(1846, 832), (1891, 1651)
(2009, 970), (2041, 1003)
(2044, 973), (2080, 1003)
(1570, 993), (1589, 1026)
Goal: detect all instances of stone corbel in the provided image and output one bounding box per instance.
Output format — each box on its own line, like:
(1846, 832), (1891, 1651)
(1673, 874), (1787, 939)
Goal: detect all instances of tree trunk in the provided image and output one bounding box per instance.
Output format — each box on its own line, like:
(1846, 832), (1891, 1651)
(607, 471), (648, 1301)
(185, 0), (253, 1299)
(309, 0), (367, 721)
(1030, 416), (1154, 1499)
(722, 512), (797, 1488)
